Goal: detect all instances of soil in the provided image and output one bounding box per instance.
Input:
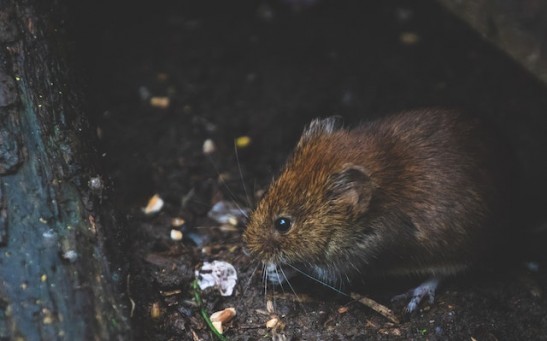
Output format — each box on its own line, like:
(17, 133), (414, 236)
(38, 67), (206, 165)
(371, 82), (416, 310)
(70, 0), (547, 339)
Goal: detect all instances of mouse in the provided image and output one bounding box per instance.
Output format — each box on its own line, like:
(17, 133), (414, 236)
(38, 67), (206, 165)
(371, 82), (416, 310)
(243, 108), (513, 312)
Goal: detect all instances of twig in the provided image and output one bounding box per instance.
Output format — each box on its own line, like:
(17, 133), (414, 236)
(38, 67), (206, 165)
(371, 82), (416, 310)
(350, 293), (400, 324)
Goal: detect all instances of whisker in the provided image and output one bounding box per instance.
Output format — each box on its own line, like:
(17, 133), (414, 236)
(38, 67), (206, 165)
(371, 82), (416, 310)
(285, 263), (350, 297)
(262, 263), (268, 298)
(274, 265), (288, 297)
(277, 266), (294, 297)
(205, 154), (249, 219)
(278, 265), (309, 314)
(242, 262), (261, 296)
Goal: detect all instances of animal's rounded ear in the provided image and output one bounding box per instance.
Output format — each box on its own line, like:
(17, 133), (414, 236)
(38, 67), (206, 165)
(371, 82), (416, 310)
(326, 164), (372, 216)
(298, 116), (343, 146)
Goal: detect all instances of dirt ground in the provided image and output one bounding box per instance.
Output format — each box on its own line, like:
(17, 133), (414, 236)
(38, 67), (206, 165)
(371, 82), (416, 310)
(71, 0), (547, 339)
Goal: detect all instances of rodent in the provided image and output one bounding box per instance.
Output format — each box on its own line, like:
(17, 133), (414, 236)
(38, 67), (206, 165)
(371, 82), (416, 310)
(243, 108), (512, 301)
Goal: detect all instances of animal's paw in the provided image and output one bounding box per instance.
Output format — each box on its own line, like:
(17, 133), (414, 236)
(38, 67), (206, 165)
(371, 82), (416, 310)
(391, 278), (439, 313)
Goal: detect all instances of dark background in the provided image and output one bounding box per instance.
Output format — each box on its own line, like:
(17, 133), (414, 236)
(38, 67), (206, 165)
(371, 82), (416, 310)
(67, 0), (547, 339)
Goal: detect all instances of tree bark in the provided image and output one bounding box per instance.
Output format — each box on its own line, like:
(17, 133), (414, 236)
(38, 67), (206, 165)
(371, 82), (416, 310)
(0, 0), (130, 339)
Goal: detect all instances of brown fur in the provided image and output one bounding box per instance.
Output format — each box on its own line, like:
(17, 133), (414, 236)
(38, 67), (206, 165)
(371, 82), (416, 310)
(244, 109), (511, 283)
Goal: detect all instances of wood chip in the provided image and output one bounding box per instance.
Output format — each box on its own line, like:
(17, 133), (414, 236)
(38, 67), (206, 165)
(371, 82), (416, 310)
(350, 293), (400, 324)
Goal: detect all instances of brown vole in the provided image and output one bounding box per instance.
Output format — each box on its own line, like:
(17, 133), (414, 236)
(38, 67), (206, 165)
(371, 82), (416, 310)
(244, 108), (512, 311)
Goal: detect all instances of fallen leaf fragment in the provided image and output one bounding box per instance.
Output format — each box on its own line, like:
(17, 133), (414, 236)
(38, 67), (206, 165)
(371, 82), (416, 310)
(350, 293), (400, 324)
(142, 194), (164, 215)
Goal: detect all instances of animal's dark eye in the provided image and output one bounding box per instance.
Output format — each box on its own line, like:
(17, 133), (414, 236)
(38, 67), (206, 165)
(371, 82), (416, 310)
(274, 217), (292, 233)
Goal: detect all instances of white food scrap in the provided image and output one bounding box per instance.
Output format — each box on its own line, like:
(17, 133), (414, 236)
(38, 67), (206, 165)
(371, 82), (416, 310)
(195, 260), (238, 296)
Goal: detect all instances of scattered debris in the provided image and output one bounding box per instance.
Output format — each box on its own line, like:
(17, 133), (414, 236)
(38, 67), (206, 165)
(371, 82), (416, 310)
(399, 32), (420, 45)
(192, 279), (228, 341)
(202, 139), (216, 155)
(150, 96), (170, 109)
(171, 217), (186, 227)
(88, 176), (104, 192)
(170, 229), (183, 241)
(526, 261), (540, 272)
(266, 300), (274, 314)
(350, 293), (400, 324)
(235, 135), (251, 148)
(62, 250), (78, 262)
(337, 306), (349, 314)
(207, 200), (248, 226)
(156, 73), (169, 81)
(210, 307), (237, 334)
(142, 194), (164, 215)
(395, 7), (414, 22)
(266, 317), (280, 329)
(195, 261), (238, 296)
(151, 302), (162, 319)
(186, 231), (208, 247)
(138, 86), (151, 100)
(160, 289), (182, 297)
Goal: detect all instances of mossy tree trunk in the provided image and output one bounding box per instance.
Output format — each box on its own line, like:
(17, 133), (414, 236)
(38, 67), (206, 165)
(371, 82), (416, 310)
(0, 0), (130, 339)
